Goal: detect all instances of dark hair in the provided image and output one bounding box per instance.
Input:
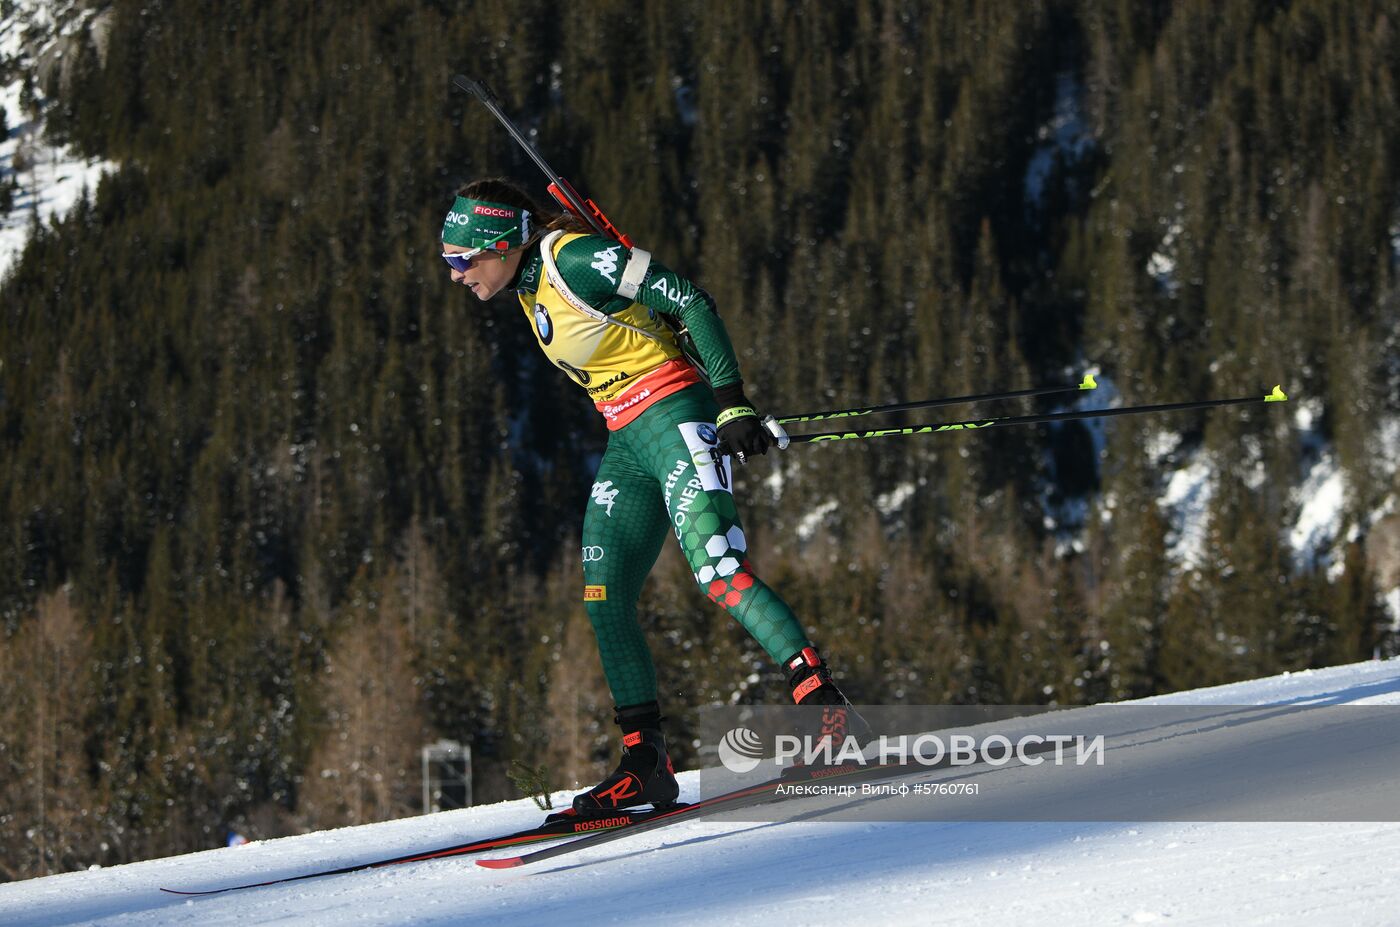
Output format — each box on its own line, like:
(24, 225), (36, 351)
(455, 177), (590, 249)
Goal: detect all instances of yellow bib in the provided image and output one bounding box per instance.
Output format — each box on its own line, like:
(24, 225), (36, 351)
(518, 232), (700, 427)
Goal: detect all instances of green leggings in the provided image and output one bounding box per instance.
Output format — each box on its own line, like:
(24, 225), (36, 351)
(582, 384), (812, 706)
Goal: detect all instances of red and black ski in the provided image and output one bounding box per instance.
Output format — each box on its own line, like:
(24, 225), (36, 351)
(477, 739), (1062, 870)
(157, 805), (684, 896)
(477, 760), (930, 870)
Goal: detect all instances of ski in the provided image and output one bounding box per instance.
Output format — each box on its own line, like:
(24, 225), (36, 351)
(474, 779), (809, 870)
(477, 740), (1057, 870)
(157, 805), (684, 895)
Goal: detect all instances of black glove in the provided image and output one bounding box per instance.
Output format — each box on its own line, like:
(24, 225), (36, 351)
(713, 382), (772, 464)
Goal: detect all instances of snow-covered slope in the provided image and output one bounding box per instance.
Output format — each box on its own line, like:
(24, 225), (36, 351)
(2, 658), (1398, 927)
(0, 0), (116, 280)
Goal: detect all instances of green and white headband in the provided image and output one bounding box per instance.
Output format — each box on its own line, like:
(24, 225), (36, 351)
(441, 197), (531, 251)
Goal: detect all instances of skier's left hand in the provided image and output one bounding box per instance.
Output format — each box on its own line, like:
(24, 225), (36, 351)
(713, 383), (772, 464)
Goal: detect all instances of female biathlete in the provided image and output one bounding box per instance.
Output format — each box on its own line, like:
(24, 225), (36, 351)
(441, 179), (856, 814)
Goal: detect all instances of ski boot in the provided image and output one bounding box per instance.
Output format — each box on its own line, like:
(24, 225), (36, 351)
(785, 646), (872, 764)
(572, 701), (681, 815)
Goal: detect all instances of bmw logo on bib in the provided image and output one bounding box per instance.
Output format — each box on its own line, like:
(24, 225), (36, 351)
(698, 423), (719, 446)
(534, 303), (553, 344)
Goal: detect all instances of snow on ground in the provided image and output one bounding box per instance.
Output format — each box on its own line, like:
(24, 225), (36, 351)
(1290, 447), (1347, 576)
(795, 497), (839, 541)
(1372, 417), (1400, 626)
(1153, 391), (1400, 590)
(1284, 398), (1400, 603)
(1161, 450), (1216, 570)
(1288, 398), (1339, 576)
(1023, 72), (1093, 207)
(1147, 216), (1184, 294)
(0, 1), (117, 282)
(0, 133), (110, 280)
(874, 481), (915, 516)
(2, 657), (1398, 927)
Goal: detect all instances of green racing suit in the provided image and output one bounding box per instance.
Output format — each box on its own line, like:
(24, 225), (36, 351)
(512, 232), (813, 706)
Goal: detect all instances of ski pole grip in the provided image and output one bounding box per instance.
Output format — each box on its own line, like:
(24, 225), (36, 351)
(763, 415), (790, 451)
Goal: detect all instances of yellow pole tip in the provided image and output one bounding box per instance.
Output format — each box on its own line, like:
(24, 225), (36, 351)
(1079, 374), (1098, 390)
(1265, 385), (1288, 403)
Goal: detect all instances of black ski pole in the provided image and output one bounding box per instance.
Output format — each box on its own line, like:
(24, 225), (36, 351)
(774, 374), (1098, 424)
(761, 386), (1288, 448)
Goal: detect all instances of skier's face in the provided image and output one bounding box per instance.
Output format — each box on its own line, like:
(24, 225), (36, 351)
(444, 244), (522, 302)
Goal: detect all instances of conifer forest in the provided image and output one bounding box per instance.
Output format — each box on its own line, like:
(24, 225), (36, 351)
(2, 0), (1399, 878)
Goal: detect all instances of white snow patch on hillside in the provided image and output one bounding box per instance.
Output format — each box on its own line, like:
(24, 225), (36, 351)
(1293, 395), (1324, 434)
(0, 1), (117, 281)
(1257, 401), (1400, 590)
(1380, 415), (1400, 459)
(1160, 450), (1214, 569)
(1156, 394), (1369, 579)
(795, 497), (839, 541)
(1290, 448), (1347, 576)
(1144, 427), (1182, 464)
(1370, 418), (1400, 625)
(763, 458), (788, 503)
(875, 482), (915, 516)
(1147, 213), (1184, 293)
(0, 137), (112, 279)
(1024, 72), (1093, 207)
